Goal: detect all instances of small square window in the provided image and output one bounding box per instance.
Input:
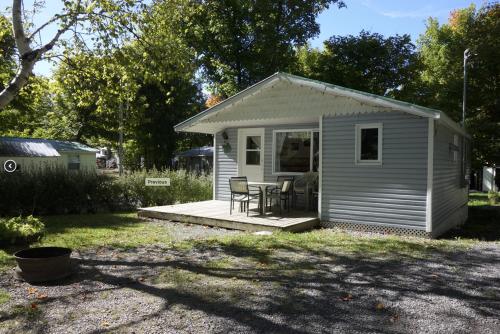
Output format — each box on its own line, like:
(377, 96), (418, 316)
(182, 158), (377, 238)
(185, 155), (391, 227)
(355, 123), (382, 165)
(68, 154), (80, 170)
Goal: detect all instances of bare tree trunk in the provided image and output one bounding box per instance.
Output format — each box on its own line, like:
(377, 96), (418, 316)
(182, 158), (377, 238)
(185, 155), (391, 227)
(0, 0), (73, 109)
(0, 0), (36, 109)
(0, 57), (38, 109)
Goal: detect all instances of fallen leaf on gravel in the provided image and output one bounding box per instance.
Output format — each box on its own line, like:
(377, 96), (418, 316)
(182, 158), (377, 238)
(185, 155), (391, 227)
(101, 321), (110, 328)
(36, 293), (48, 300)
(340, 293), (353, 301)
(27, 287), (38, 295)
(375, 302), (385, 310)
(30, 302), (38, 309)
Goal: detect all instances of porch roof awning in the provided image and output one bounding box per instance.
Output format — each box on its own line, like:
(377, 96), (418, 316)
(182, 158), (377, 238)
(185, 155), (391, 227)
(175, 72), (467, 137)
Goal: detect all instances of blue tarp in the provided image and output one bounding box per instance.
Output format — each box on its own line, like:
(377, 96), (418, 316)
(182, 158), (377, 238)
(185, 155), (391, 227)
(177, 146), (213, 158)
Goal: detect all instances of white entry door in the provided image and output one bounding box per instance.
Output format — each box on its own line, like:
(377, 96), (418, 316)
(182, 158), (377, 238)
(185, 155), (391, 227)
(238, 128), (264, 181)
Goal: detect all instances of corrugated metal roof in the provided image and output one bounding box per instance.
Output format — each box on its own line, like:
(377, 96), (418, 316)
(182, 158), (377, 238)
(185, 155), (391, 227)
(0, 137), (98, 157)
(49, 140), (99, 153)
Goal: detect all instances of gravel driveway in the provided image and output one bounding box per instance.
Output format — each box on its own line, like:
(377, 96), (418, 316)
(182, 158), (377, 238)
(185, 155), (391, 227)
(0, 224), (499, 334)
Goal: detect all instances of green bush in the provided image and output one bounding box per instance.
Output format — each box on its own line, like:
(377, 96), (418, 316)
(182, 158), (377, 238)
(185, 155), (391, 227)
(0, 168), (212, 215)
(0, 216), (45, 245)
(114, 169), (212, 207)
(0, 167), (117, 215)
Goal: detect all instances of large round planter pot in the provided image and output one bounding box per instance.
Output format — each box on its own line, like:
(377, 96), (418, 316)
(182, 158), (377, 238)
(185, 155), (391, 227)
(14, 247), (72, 283)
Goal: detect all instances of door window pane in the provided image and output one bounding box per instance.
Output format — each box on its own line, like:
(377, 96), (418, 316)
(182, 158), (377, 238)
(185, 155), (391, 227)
(246, 151), (260, 165)
(360, 128), (379, 160)
(246, 136), (261, 150)
(245, 135), (261, 165)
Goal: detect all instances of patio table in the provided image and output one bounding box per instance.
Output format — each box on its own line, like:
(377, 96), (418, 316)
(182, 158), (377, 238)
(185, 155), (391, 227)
(248, 181), (278, 215)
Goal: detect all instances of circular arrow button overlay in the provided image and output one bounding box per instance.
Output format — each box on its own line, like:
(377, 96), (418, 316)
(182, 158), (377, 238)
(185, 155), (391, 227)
(3, 160), (17, 173)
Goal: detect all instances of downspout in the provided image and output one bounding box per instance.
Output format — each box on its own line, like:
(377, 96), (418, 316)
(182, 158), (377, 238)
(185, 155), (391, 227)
(426, 118), (435, 234)
(318, 115), (323, 220)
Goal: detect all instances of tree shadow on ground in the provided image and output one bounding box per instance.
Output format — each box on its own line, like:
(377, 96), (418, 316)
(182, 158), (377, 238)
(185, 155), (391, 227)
(10, 238), (498, 334)
(40, 213), (141, 234)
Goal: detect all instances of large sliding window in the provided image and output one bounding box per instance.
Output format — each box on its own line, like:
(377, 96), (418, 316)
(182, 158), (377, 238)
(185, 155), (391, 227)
(273, 129), (319, 174)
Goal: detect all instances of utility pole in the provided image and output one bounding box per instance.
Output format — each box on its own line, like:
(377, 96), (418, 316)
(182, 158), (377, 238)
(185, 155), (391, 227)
(118, 100), (124, 176)
(462, 48), (471, 128)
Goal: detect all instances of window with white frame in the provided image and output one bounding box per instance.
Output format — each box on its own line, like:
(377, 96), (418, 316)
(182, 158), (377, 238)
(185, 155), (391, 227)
(273, 129), (319, 174)
(245, 136), (261, 165)
(355, 123), (382, 165)
(68, 154), (80, 170)
(453, 134), (459, 162)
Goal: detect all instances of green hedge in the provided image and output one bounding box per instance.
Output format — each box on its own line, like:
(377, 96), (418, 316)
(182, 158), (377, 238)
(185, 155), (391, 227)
(0, 168), (212, 216)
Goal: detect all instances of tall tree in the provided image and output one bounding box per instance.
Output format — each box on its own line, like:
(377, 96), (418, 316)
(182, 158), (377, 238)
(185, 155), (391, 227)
(0, 0), (144, 109)
(50, 0), (207, 169)
(417, 3), (500, 167)
(185, 0), (345, 96)
(293, 31), (420, 97)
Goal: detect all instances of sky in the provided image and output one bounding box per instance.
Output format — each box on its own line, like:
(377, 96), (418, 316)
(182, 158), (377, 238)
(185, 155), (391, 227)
(1, 0), (488, 76)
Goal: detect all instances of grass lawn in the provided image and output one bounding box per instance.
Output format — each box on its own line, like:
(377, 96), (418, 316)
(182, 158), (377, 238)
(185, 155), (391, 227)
(0, 213), (175, 272)
(468, 192), (493, 206)
(0, 198), (498, 333)
(1, 195), (498, 273)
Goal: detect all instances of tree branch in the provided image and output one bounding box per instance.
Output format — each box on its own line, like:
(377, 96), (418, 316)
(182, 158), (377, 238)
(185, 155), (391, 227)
(12, 0), (32, 56)
(27, 13), (75, 41)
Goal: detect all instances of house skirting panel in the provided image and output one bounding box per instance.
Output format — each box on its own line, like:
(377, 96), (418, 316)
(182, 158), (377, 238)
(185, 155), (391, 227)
(320, 220), (432, 238)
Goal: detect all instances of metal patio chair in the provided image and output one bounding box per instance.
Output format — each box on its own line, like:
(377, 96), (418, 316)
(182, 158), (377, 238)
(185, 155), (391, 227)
(266, 175), (294, 209)
(229, 176), (261, 216)
(267, 180), (293, 215)
(293, 172), (318, 210)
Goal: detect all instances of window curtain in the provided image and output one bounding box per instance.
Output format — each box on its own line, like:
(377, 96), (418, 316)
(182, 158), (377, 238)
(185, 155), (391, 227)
(275, 133), (287, 172)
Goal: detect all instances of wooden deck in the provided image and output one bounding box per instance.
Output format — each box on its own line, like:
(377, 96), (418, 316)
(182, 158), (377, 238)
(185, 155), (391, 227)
(137, 200), (319, 232)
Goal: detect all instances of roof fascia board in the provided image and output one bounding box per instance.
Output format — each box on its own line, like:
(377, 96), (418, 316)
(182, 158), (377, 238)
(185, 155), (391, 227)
(58, 149), (99, 153)
(436, 112), (470, 138)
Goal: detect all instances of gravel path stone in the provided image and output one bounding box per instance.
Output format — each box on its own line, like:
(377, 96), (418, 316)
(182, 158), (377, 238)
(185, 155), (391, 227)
(0, 224), (499, 334)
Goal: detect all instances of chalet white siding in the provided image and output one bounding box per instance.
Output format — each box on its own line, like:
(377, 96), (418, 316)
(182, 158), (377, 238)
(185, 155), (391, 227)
(0, 156), (61, 172)
(215, 124), (318, 200)
(431, 123), (469, 236)
(321, 112), (429, 230)
(0, 153), (96, 172)
(193, 73), (471, 237)
(214, 129), (238, 200)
